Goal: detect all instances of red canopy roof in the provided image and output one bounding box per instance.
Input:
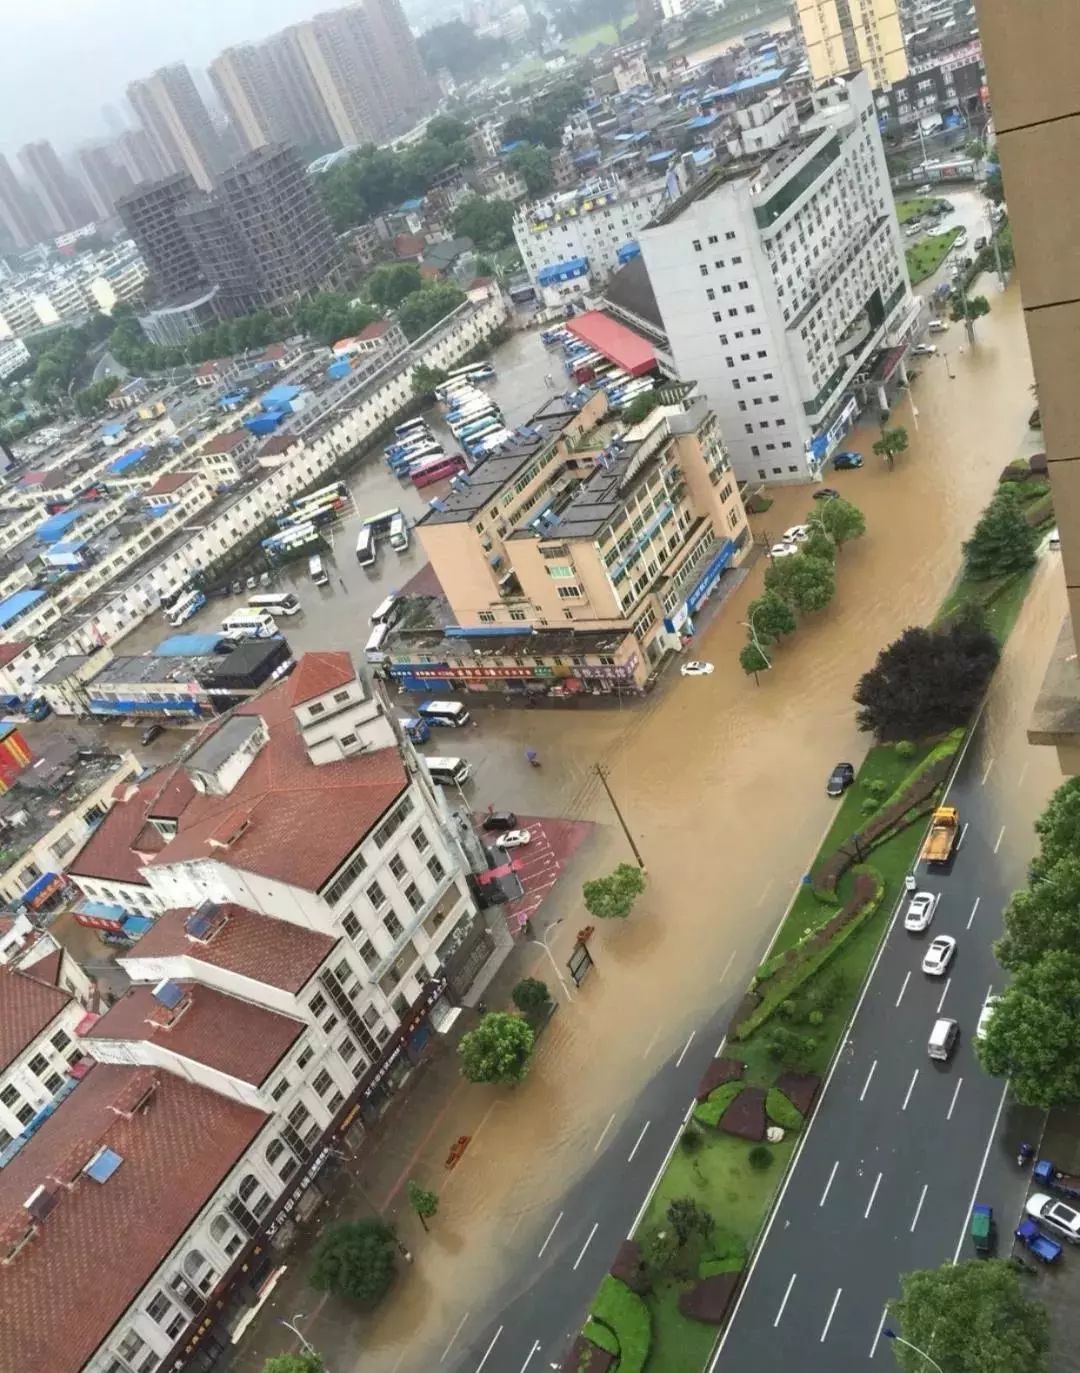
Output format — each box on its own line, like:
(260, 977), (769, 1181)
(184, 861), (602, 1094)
(566, 310), (655, 377)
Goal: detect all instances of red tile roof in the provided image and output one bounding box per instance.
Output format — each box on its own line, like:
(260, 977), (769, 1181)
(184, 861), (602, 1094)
(0, 1063), (266, 1373)
(358, 320), (390, 340)
(204, 428), (249, 454)
(393, 232), (425, 258)
(287, 650), (355, 706)
(0, 641), (30, 667)
(67, 776), (162, 888)
(128, 904), (337, 993)
(195, 358), (226, 376)
(262, 343), (286, 361)
(419, 263), (441, 280)
(146, 471), (197, 495)
(87, 983), (304, 1085)
(0, 965), (72, 1073)
(259, 434), (297, 457)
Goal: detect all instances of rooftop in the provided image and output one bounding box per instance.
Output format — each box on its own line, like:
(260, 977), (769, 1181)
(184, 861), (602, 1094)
(203, 428), (249, 454)
(145, 471), (198, 496)
(603, 255), (665, 335)
(287, 649), (356, 706)
(0, 1064), (266, 1373)
(566, 310), (655, 376)
(0, 964), (73, 1073)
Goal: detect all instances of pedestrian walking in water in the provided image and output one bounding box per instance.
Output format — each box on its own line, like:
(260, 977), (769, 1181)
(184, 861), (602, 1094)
(339, 577), (347, 590)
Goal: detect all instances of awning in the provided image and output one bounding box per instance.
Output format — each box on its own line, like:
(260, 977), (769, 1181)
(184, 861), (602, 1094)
(566, 311), (655, 377)
(22, 872), (62, 909)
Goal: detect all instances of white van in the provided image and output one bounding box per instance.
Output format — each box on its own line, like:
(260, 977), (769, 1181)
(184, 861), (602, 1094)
(928, 1017), (959, 1061)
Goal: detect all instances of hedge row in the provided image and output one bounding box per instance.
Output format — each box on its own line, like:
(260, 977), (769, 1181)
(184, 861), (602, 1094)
(765, 1088), (804, 1131)
(693, 1081), (743, 1129)
(588, 1276), (651, 1373)
(582, 1319), (620, 1358)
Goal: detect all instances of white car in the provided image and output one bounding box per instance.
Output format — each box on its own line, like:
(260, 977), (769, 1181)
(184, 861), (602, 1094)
(921, 934), (956, 976)
(976, 992), (1000, 1041)
(912, 343), (937, 357)
(1026, 1194), (1080, 1244)
(783, 525), (809, 544)
(681, 661), (715, 677)
(955, 231), (968, 247)
(769, 542), (799, 559)
(904, 224), (921, 238)
(496, 829), (532, 849)
(904, 891), (937, 932)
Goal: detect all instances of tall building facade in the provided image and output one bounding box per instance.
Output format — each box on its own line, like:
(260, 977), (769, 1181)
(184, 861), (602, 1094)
(116, 173), (209, 302)
(796, 0), (908, 87)
(0, 155), (42, 249)
(209, 45), (282, 154)
(113, 126), (169, 186)
(264, 27), (341, 152)
(127, 64), (221, 192)
(17, 141), (93, 236)
(74, 143), (135, 222)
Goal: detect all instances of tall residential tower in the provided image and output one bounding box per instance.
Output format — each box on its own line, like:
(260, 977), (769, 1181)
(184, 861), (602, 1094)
(796, 0), (908, 88)
(127, 64), (221, 192)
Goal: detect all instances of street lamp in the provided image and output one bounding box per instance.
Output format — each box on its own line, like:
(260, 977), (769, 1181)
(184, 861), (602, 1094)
(278, 1314), (327, 1367)
(942, 351), (955, 380)
(882, 1329), (944, 1373)
(526, 916), (575, 1004)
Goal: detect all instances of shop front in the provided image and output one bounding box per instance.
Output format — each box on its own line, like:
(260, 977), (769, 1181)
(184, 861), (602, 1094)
(664, 538), (736, 638)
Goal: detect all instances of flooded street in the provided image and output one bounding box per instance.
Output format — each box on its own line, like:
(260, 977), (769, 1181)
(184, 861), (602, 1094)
(234, 273), (1059, 1373)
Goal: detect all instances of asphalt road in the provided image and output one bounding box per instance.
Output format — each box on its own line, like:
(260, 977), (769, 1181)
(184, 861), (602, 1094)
(712, 713), (1042, 1369)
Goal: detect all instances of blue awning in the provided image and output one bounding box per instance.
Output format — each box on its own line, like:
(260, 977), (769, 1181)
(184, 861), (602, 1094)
(122, 914), (153, 936)
(22, 871), (59, 904)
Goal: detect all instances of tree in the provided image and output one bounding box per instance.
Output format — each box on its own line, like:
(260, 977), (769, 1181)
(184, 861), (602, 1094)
(411, 363), (448, 398)
(365, 263), (423, 309)
(407, 1180), (439, 1231)
(582, 862), (646, 919)
(398, 284), (466, 341)
(746, 591), (796, 642)
(854, 617), (1000, 740)
(1033, 777), (1080, 876)
(263, 1357), (324, 1373)
(458, 1012), (534, 1084)
(888, 1259), (1050, 1373)
(977, 949), (1080, 1107)
(996, 853), (1080, 973)
(509, 144), (554, 195)
(763, 552), (836, 615)
(309, 1219), (396, 1307)
(983, 162), (1005, 204)
(951, 293), (992, 325)
(964, 137), (986, 162)
(811, 496), (866, 547)
(74, 377), (119, 416)
(622, 391), (661, 426)
(739, 639), (771, 677)
(872, 425), (908, 469)
(962, 487), (1039, 581)
(801, 529), (836, 563)
(511, 977), (551, 1015)
(666, 1197), (714, 1248)
(418, 20), (507, 81)
(450, 196), (516, 251)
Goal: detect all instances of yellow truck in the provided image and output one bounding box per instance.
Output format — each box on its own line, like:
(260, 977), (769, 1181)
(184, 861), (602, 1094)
(922, 806), (960, 866)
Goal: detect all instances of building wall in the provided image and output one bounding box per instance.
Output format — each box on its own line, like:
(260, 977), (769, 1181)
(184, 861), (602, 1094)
(514, 180), (669, 288)
(0, 1000), (86, 1151)
(797, 0), (908, 87)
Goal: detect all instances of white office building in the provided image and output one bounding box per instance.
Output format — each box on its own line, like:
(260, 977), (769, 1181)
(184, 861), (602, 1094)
(638, 72), (919, 485)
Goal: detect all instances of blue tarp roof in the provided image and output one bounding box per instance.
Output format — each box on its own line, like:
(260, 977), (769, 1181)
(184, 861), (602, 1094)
(48, 540), (86, 556)
(100, 421), (126, 437)
(398, 197), (424, 211)
(21, 871), (58, 903)
(691, 147), (715, 164)
(0, 588), (45, 628)
(155, 632), (225, 656)
(617, 241), (641, 263)
(35, 508), (84, 543)
(74, 899), (126, 920)
(685, 113), (720, 130)
(646, 149), (676, 163)
(500, 139), (527, 153)
(122, 914), (153, 936)
(260, 384), (300, 409)
(613, 131), (650, 144)
(573, 149), (601, 163)
(106, 446), (149, 475)
(537, 257), (589, 286)
(717, 67), (786, 96)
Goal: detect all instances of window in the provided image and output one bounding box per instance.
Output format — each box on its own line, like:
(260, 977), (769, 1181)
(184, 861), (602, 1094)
(404, 882), (424, 912)
(411, 826), (429, 853)
(388, 854), (406, 882)
(338, 1036), (358, 1064)
(308, 702), (325, 717)
(478, 611), (495, 624)
(15, 1103), (32, 1125)
(699, 264), (708, 277)
(211, 1213), (243, 1257)
(360, 939), (377, 969)
(342, 911), (361, 941)
(146, 1291), (172, 1323)
(367, 880), (387, 910)
(237, 1175), (270, 1217)
(51, 1030), (71, 1052)
(692, 238), (701, 251)
(44, 1073), (63, 1094)
(427, 854), (446, 883)
(270, 1078), (290, 1102)
(313, 1070), (334, 1097)
(384, 911), (404, 939)
(308, 992), (327, 1018)
(725, 231), (735, 240)
(27, 1054), (48, 1077)
(737, 281), (748, 290)
(705, 288), (715, 301)
(333, 690), (350, 704)
(296, 1045), (314, 1071)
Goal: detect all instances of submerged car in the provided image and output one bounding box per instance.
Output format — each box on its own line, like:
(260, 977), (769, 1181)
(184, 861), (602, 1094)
(813, 487), (841, 501)
(832, 451), (863, 470)
(681, 661), (715, 677)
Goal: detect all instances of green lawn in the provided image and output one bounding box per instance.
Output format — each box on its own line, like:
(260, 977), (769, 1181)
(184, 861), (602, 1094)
(565, 15), (633, 52)
(906, 227), (962, 285)
(661, 0), (790, 55)
(895, 197), (938, 224)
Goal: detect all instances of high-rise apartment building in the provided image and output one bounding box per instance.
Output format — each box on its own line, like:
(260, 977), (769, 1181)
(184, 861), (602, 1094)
(112, 126), (169, 186)
(796, 0), (908, 87)
(342, 0), (436, 132)
(74, 143), (134, 222)
(17, 141), (93, 236)
(209, 44), (283, 154)
(293, 11), (383, 147)
(116, 173), (210, 302)
(127, 64), (221, 192)
(0, 155), (43, 249)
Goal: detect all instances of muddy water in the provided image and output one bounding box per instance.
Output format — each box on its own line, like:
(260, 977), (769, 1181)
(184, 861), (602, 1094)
(305, 284), (1052, 1372)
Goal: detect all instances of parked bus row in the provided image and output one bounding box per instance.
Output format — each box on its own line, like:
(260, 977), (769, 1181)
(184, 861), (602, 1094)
(356, 508), (408, 567)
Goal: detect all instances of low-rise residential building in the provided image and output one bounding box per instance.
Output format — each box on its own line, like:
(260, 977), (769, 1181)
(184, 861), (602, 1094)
(0, 337), (30, 379)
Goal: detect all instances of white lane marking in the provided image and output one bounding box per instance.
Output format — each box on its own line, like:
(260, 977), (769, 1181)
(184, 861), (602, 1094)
(820, 1287), (843, 1343)
(936, 978), (951, 1014)
(958, 821), (970, 849)
(475, 1326), (503, 1373)
(774, 1272), (797, 1327)
(642, 1027), (661, 1060)
(628, 1121), (651, 1163)
(1019, 760), (1029, 786)
(895, 971), (912, 1007)
(572, 1222), (599, 1271)
(756, 878), (775, 909)
(947, 1077), (964, 1121)
(870, 1305), (889, 1358)
(864, 1171), (883, 1220)
(628, 1107), (685, 1236)
(537, 1212), (563, 1258)
(910, 1183), (928, 1233)
(675, 1031), (696, 1068)
(819, 1160), (839, 1208)
(519, 1338), (541, 1372)
(994, 824), (1006, 853)
(952, 1080), (1010, 1263)
(593, 1114), (616, 1153)
(966, 896), (981, 930)
(440, 1313), (469, 1363)
(859, 1059), (878, 1102)
(981, 756), (994, 785)
(902, 1069), (919, 1112)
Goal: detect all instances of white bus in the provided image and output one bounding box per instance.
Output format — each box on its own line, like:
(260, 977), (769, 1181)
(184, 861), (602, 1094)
(292, 481), (346, 512)
(166, 588), (206, 627)
(308, 554), (329, 586)
(222, 609), (278, 639)
(389, 513), (409, 552)
(445, 362), (495, 382)
(365, 623), (390, 662)
(394, 416), (429, 440)
(263, 521), (320, 556)
(426, 756), (472, 787)
(248, 592), (301, 616)
(370, 595), (400, 626)
(418, 699), (471, 727)
(356, 525), (376, 566)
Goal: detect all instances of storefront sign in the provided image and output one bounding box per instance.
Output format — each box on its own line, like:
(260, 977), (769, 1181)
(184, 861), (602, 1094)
(686, 543), (735, 615)
(265, 1146), (330, 1238)
(358, 975), (448, 1103)
(407, 665), (552, 681)
(578, 654), (639, 681)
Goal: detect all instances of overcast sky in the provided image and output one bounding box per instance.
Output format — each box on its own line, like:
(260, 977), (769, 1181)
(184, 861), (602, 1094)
(2, 0), (334, 157)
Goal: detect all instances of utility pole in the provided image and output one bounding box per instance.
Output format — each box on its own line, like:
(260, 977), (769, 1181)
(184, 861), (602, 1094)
(987, 204), (1006, 288)
(595, 762), (645, 869)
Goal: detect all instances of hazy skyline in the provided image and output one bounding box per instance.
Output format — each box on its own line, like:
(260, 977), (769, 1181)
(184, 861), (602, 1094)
(2, 0), (343, 157)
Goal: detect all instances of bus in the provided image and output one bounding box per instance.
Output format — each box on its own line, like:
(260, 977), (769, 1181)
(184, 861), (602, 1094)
(263, 521), (321, 557)
(365, 508), (402, 535)
(370, 595), (400, 626)
(291, 481), (346, 511)
(426, 756), (472, 787)
(456, 416), (500, 442)
(435, 378), (475, 402)
(386, 430), (434, 459)
(418, 699), (471, 727)
(411, 454), (467, 488)
(277, 499), (339, 529)
(248, 592), (301, 616)
(166, 588), (206, 627)
(365, 623), (389, 662)
(309, 554), (329, 586)
(389, 512), (410, 549)
(394, 416), (429, 440)
(469, 428), (512, 455)
(222, 609), (278, 639)
(451, 404), (498, 428)
(356, 525), (376, 566)
(447, 394), (490, 419)
(389, 443), (443, 474)
(444, 362), (496, 383)
(399, 715), (430, 743)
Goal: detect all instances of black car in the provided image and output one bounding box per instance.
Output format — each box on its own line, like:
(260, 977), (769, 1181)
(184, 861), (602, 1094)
(482, 811), (519, 832)
(813, 487), (841, 501)
(827, 762), (855, 797)
(141, 722), (165, 746)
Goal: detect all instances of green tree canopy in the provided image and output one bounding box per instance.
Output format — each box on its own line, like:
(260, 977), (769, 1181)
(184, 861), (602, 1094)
(996, 852), (1080, 973)
(871, 425), (908, 468)
(739, 639), (771, 676)
(511, 977), (551, 1014)
(398, 283), (466, 341)
(582, 862), (646, 919)
(811, 496), (866, 547)
(263, 1356), (324, 1373)
(502, 81), (586, 149)
(977, 948), (1080, 1107)
(458, 1012), (535, 1084)
(951, 293), (992, 325)
(411, 363), (448, 398)
(962, 486), (1039, 581)
(1033, 777), (1080, 876)
(622, 390), (661, 426)
(309, 1219), (397, 1306)
(509, 144), (554, 195)
(983, 163), (1004, 204)
(418, 20), (507, 81)
(763, 552), (836, 615)
(746, 590), (796, 642)
(888, 1259), (1050, 1373)
(74, 377), (119, 416)
(407, 1180), (439, 1231)
(364, 263), (423, 309)
(451, 196), (516, 251)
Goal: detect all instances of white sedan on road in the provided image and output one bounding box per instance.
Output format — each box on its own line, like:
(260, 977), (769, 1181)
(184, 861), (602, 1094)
(904, 891), (937, 932)
(783, 525), (809, 544)
(921, 934), (956, 976)
(495, 829), (532, 849)
(681, 661), (715, 677)
(769, 542), (799, 559)
(1026, 1194), (1080, 1243)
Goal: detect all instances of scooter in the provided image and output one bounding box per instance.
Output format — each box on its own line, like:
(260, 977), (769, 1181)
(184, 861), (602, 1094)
(1018, 1142), (1035, 1168)
(526, 750), (541, 768)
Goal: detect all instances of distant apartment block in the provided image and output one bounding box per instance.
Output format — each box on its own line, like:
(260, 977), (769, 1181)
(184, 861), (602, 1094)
(74, 143), (135, 222)
(0, 155), (44, 250)
(796, 0), (908, 86)
(127, 63), (222, 192)
(16, 142), (93, 236)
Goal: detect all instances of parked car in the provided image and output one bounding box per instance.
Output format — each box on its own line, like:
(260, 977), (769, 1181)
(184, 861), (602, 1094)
(974, 235), (987, 251)
(904, 891), (937, 932)
(482, 811), (519, 832)
(140, 722), (164, 745)
(912, 343), (937, 357)
(975, 992), (1000, 1041)
(783, 525), (809, 544)
(1026, 1194), (1080, 1244)
(496, 829), (532, 849)
(681, 661), (715, 677)
(231, 579), (243, 595)
(928, 319), (948, 334)
(245, 575), (258, 591)
(904, 224), (921, 238)
(921, 934), (956, 976)
(826, 762), (855, 797)
(1049, 527), (1061, 552)
(770, 542), (799, 559)
(813, 487), (841, 501)
(832, 451), (863, 470)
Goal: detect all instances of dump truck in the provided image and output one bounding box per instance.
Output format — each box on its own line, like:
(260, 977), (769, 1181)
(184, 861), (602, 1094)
(922, 806), (960, 866)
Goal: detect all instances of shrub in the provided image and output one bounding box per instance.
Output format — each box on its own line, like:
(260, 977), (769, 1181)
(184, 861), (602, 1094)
(860, 797), (879, 816)
(511, 977), (551, 1015)
(748, 1145), (773, 1171)
(699, 1254), (745, 1277)
(778, 998), (798, 1019)
(766, 1027), (818, 1072)
(588, 1276), (652, 1373)
(680, 1126), (704, 1153)
(895, 740), (916, 759)
(693, 1080), (743, 1128)
(765, 1088), (804, 1131)
(862, 778), (889, 800)
(807, 1008), (824, 1027)
(700, 1227), (747, 1270)
(582, 1319), (620, 1357)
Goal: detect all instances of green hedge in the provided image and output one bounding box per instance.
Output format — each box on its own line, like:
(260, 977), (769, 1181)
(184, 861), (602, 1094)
(589, 1276), (651, 1373)
(693, 1081), (743, 1129)
(765, 1088), (804, 1131)
(582, 1319), (620, 1357)
(699, 1254), (745, 1277)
